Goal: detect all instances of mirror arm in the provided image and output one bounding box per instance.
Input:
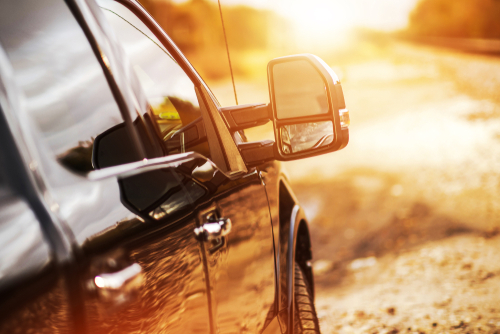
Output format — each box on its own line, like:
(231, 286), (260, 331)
(238, 140), (275, 167)
(221, 103), (271, 131)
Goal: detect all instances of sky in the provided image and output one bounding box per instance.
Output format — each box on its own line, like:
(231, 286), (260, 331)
(212, 0), (420, 33)
(209, 0), (421, 50)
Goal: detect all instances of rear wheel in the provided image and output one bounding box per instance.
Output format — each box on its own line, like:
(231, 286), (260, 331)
(293, 262), (321, 334)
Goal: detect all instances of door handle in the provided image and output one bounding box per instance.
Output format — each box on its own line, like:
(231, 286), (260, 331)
(194, 217), (232, 242)
(92, 263), (143, 307)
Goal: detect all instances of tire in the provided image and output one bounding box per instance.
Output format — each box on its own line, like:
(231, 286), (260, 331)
(293, 262), (321, 334)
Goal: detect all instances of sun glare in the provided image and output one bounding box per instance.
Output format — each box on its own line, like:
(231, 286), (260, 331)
(212, 0), (419, 32)
(286, 0), (420, 33)
(202, 0), (419, 48)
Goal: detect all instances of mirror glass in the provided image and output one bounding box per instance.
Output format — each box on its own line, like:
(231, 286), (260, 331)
(279, 121), (333, 154)
(273, 60), (329, 119)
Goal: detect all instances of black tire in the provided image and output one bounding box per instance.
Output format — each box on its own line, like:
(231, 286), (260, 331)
(293, 262), (321, 334)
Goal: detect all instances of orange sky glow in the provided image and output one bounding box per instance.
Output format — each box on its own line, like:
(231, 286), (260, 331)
(223, 0), (419, 32)
(171, 0), (421, 48)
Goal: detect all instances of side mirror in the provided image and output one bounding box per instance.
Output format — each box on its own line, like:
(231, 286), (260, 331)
(268, 54), (349, 160)
(222, 54), (349, 166)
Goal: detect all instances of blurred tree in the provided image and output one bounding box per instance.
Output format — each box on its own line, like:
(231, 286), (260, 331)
(138, 0), (291, 80)
(408, 0), (500, 39)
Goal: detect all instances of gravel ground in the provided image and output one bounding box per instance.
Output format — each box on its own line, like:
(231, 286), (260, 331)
(314, 234), (500, 334)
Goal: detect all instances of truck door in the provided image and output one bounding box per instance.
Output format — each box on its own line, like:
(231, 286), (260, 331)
(198, 168), (277, 334)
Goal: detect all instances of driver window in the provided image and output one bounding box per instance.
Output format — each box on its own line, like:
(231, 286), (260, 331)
(98, 0), (210, 159)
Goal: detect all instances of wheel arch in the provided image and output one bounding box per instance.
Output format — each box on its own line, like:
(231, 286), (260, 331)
(277, 179), (313, 333)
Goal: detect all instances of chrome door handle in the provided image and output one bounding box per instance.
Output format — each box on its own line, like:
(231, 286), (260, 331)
(92, 263), (143, 307)
(194, 217), (232, 242)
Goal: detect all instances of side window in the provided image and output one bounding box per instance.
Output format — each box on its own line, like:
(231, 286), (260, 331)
(97, 0), (211, 159)
(0, 0), (141, 175)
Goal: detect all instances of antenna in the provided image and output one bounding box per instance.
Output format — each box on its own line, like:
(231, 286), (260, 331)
(217, 0), (238, 105)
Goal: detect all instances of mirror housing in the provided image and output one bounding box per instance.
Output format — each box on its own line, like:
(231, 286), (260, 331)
(228, 54), (349, 167)
(268, 54), (349, 160)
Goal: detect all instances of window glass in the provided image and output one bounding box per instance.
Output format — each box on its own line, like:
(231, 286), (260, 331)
(0, 0), (141, 175)
(98, 0), (211, 159)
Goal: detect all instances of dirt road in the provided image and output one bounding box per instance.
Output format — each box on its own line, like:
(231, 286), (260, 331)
(211, 36), (500, 333)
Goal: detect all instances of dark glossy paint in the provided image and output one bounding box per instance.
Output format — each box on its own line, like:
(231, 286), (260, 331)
(84, 152), (278, 333)
(118, 154), (277, 333)
(82, 212), (211, 333)
(261, 162), (289, 332)
(0, 174), (69, 334)
(94, 6), (279, 332)
(45, 165), (209, 333)
(200, 170), (275, 333)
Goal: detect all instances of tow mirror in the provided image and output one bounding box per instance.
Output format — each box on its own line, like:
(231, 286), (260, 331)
(223, 54), (349, 166)
(268, 54), (349, 160)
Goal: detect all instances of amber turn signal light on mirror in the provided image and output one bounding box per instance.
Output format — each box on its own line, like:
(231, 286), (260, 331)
(339, 108), (350, 129)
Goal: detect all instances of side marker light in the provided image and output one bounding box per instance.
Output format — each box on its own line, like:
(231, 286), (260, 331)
(339, 108), (350, 129)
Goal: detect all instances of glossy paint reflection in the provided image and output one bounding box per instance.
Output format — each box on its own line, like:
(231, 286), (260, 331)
(0, 0), (136, 175)
(0, 196), (50, 281)
(201, 171), (276, 333)
(83, 217), (210, 333)
(0, 192), (72, 333)
(80, 155), (278, 334)
(149, 180), (206, 220)
(0, 275), (73, 334)
(76, 160), (216, 333)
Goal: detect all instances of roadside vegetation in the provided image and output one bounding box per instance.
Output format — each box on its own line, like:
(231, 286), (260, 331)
(407, 0), (500, 39)
(139, 0), (291, 81)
